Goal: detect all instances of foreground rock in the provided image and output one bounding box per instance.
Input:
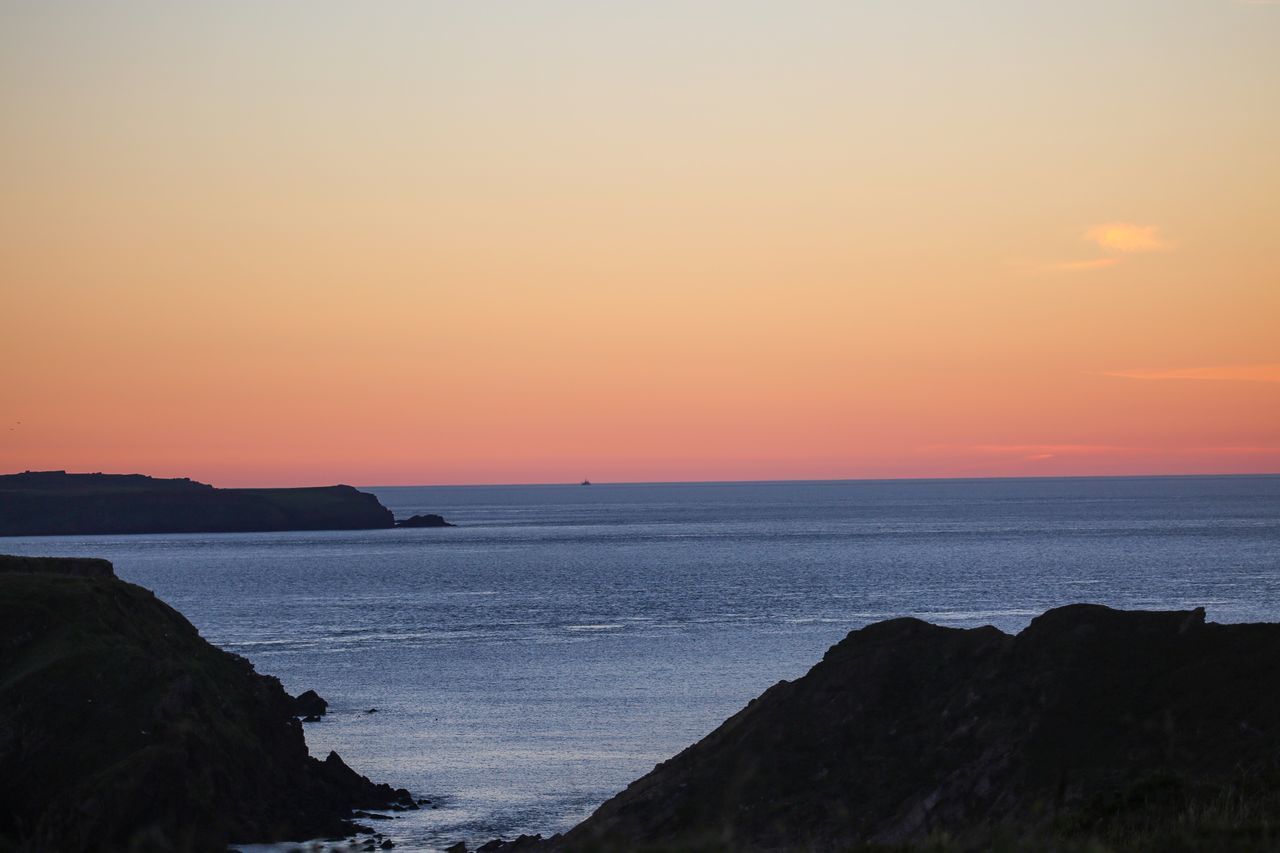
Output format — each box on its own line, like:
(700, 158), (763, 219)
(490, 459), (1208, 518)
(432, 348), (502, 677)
(0, 556), (415, 852)
(0, 470), (395, 536)
(396, 513), (455, 528)
(293, 688), (329, 719)
(523, 604), (1280, 852)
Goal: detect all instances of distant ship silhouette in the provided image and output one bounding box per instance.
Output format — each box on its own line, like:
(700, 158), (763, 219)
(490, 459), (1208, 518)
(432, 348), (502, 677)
(581, 479), (592, 486)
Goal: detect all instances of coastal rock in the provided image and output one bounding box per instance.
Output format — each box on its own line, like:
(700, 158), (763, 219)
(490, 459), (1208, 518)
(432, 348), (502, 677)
(478, 835), (545, 852)
(320, 751), (417, 811)
(547, 604), (1280, 851)
(395, 513), (455, 528)
(293, 689), (329, 718)
(0, 557), (416, 851)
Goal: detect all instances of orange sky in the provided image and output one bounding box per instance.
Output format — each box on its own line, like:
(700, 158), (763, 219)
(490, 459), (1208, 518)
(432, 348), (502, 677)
(2, 1), (1278, 486)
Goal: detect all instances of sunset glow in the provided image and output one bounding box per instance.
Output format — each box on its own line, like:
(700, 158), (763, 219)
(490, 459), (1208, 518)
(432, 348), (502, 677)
(2, 1), (1277, 486)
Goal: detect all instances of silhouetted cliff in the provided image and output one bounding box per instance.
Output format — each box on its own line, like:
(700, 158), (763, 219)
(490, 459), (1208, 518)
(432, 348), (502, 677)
(0, 470), (395, 535)
(0, 553), (114, 577)
(0, 556), (416, 851)
(494, 604), (1280, 852)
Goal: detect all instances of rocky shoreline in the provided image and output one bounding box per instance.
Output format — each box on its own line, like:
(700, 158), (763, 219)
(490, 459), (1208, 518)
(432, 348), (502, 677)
(0, 555), (421, 852)
(466, 604), (1280, 852)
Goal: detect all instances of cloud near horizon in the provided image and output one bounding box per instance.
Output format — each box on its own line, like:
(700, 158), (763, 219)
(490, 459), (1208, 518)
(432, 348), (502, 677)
(1099, 364), (1280, 383)
(974, 444), (1127, 458)
(933, 442), (1280, 464)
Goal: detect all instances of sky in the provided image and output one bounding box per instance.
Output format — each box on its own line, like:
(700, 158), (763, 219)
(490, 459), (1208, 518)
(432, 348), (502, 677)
(1, 1), (1277, 486)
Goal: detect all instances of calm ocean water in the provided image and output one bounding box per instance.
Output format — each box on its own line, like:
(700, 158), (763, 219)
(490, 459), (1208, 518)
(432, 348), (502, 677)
(5, 476), (1280, 851)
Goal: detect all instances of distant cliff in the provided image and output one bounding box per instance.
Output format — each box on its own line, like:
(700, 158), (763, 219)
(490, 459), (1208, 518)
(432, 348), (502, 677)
(0, 555), (417, 851)
(0, 471), (395, 535)
(491, 604), (1280, 853)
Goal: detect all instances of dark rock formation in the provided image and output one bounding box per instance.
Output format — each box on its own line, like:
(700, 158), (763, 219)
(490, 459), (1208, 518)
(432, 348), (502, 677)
(0, 556), (415, 852)
(0, 553), (115, 578)
(320, 751), (416, 812)
(0, 470), (395, 536)
(478, 834), (545, 852)
(292, 689), (329, 719)
(542, 604), (1280, 852)
(395, 513), (454, 528)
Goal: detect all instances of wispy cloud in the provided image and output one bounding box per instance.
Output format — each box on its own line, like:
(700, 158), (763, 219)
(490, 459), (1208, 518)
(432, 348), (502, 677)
(1099, 364), (1280, 383)
(1085, 222), (1172, 253)
(929, 442), (1280, 463)
(913, 442), (1280, 478)
(962, 444), (1130, 461)
(1043, 222), (1172, 274)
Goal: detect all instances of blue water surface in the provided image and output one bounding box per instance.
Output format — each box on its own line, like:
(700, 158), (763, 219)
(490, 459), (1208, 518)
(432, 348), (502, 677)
(5, 476), (1279, 851)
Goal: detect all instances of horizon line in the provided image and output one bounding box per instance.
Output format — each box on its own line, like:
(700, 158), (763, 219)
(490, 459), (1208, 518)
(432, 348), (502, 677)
(360, 470), (1280, 490)
(7, 468), (1278, 491)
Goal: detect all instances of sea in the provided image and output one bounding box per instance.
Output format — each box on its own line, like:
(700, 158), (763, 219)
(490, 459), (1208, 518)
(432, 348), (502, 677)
(4, 475), (1280, 851)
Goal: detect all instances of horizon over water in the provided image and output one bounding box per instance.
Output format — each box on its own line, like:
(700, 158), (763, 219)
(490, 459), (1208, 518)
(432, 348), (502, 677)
(4, 474), (1279, 851)
(358, 471), (1280, 490)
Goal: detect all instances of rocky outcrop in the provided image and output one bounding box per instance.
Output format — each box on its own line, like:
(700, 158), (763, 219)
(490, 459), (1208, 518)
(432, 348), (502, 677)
(0, 556), (416, 852)
(539, 604), (1280, 852)
(0, 554), (115, 578)
(293, 689), (329, 719)
(0, 470), (395, 535)
(395, 513), (455, 528)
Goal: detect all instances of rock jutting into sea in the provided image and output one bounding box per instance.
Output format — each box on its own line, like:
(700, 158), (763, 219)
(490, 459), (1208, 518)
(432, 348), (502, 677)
(396, 513), (455, 528)
(476, 603), (1280, 852)
(292, 688), (329, 720)
(0, 555), (418, 852)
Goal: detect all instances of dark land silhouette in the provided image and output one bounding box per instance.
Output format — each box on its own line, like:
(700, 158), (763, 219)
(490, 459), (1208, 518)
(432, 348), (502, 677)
(477, 604), (1280, 852)
(0, 555), (418, 851)
(0, 470), (440, 535)
(396, 513), (455, 528)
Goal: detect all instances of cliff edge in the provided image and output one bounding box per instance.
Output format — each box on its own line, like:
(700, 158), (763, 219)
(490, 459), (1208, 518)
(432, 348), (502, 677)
(511, 604), (1280, 852)
(0, 555), (416, 852)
